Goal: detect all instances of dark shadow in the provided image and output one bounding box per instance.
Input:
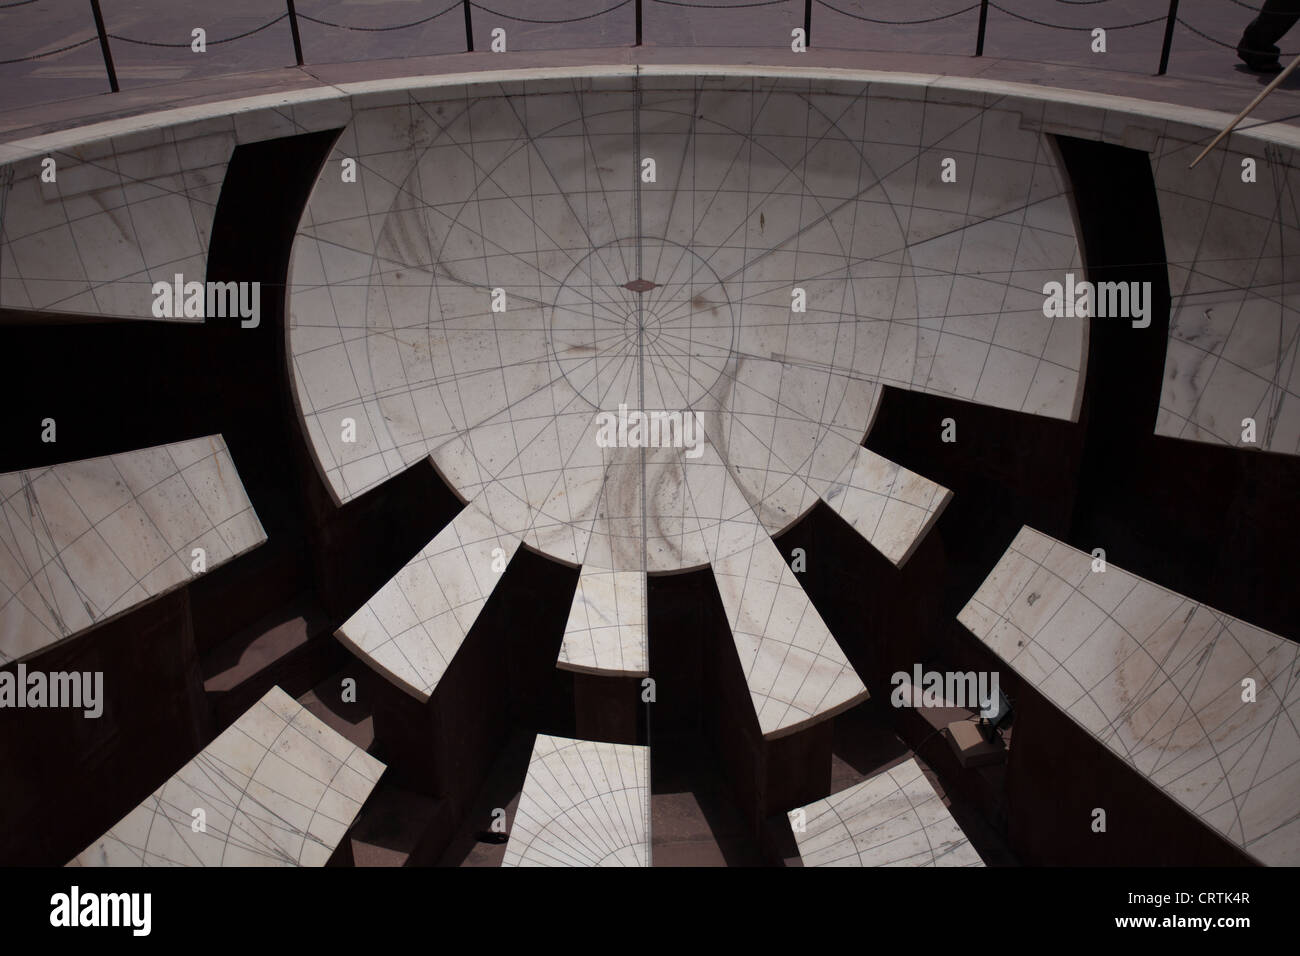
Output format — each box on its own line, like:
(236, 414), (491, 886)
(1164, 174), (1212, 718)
(438, 728), (536, 866)
(198, 594), (329, 685)
(1232, 62), (1300, 88)
(650, 732), (767, 867)
(914, 756), (1020, 867)
(830, 703), (910, 780)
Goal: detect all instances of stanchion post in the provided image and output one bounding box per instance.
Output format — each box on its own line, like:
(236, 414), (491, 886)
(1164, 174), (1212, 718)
(286, 0), (304, 66)
(88, 0), (118, 92)
(1158, 0), (1180, 76)
(975, 0), (989, 57)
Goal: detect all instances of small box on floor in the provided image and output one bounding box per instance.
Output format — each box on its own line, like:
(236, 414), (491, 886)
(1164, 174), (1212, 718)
(945, 720), (1006, 768)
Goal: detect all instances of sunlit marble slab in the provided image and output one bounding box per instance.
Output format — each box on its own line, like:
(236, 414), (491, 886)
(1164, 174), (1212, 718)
(557, 567), (648, 675)
(335, 502), (520, 701)
(430, 399), (613, 570)
(502, 734), (649, 867)
(70, 686), (384, 867)
(0, 98), (352, 319)
(684, 442), (869, 737)
(0, 125), (227, 318)
(820, 446), (950, 566)
(791, 757), (984, 867)
(960, 526), (1300, 866)
(0, 435), (266, 664)
(1151, 133), (1300, 456)
(288, 80), (1087, 550)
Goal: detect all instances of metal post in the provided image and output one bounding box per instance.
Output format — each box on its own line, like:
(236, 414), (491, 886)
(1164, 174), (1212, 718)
(804, 0), (812, 46)
(975, 0), (989, 57)
(286, 0), (304, 66)
(635, 0), (642, 46)
(463, 0), (475, 52)
(1157, 0), (1180, 76)
(88, 0), (118, 92)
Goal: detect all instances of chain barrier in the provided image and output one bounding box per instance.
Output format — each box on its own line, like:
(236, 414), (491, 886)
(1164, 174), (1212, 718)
(815, 1), (980, 26)
(0, 35), (95, 65)
(650, 0), (791, 9)
(0, 0), (1277, 94)
(986, 1), (1163, 31)
(469, 0), (634, 24)
(297, 2), (461, 33)
(109, 14), (288, 47)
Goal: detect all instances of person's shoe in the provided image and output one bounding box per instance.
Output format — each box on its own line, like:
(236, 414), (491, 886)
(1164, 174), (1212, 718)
(1242, 54), (1284, 73)
(1238, 39), (1284, 73)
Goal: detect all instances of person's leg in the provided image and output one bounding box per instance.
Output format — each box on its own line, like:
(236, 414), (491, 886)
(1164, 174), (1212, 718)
(1239, 0), (1300, 71)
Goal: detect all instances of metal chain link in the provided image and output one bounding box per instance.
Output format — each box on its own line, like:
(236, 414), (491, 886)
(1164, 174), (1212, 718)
(651, 0), (791, 9)
(987, 1), (1163, 31)
(469, 0), (635, 24)
(109, 14), (288, 48)
(815, 1), (980, 26)
(0, 34), (95, 65)
(297, 2), (461, 32)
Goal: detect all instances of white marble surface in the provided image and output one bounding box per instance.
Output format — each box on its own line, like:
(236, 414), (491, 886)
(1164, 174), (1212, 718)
(821, 446), (950, 566)
(502, 733), (649, 867)
(8, 69), (1292, 753)
(0, 98), (351, 319)
(687, 440), (869, 737)
(557, 567), (647, 674)
(791, 757), (984, 867)
(2, 67), (1295, 457)
(960, 526), (1300, 866)
(0, 125), (226, 317)
(335, 502), (520, 701)
(0, 435), (265, 664)
(288, 78), (1085, 574)
(70, 685), (385, 866)
(1150, 135), (1300, 456)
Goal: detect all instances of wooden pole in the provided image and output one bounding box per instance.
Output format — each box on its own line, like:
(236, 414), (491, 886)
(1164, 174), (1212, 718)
(1190, 55), (1300, 168)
